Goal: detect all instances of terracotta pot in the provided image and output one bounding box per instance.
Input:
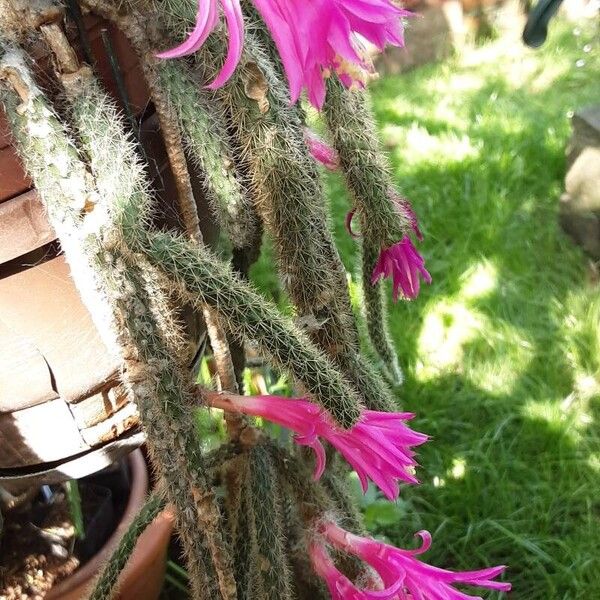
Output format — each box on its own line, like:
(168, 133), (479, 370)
(46, 450), (175, 600)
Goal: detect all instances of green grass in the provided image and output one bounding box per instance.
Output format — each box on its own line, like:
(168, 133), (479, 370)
(253, 18), (600, 599)
(337, 22), (599, 600)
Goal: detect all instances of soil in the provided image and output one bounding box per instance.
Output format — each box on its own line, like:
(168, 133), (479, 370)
(0, 488), (79, 599)
(0, 480), (122, 600)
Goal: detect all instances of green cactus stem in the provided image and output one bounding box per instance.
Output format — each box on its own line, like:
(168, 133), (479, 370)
(141, 229), (363, 428)
(244, 445), (294, 600)
(143, 0), (396, 413)
(323, 77), (406, 381)
(362, 239), (403, 385)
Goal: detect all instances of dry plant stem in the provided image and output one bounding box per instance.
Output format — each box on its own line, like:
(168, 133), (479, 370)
(203, 308), (251, 442)
(0, 48), (236, 600)
(0, 0), (62, 41)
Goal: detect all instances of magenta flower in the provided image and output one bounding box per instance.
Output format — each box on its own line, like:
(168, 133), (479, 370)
(156, 0), (244, 89)
(311, 521), (512, 600)
(310, 541), (401, 600)
(253, 0), (412, 107)
(372, 236), (431, 301)
(158, 0), (411, 107)
(304, 128), (340, 170)
(205, 392), (428, 500)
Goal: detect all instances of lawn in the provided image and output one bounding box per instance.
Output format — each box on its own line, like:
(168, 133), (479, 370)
(255, 16), (600, 600)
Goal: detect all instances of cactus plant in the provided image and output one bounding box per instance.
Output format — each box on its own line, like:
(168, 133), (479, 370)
(0, 2), (511, 599)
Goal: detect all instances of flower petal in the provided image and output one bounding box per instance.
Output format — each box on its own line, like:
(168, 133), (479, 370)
(206, 0), (244, 88)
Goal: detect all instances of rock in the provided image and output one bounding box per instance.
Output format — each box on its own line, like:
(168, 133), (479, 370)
(560, 106), (600, 260)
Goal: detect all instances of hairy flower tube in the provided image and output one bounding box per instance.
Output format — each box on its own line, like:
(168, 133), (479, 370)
(304, 128), (340, 170)
(390, 191), (423, 242)
(205, 392), (428, 500)
(310, 521), (512, 600)
(371, 236), (431, 301)
(159, 0), (412, 106)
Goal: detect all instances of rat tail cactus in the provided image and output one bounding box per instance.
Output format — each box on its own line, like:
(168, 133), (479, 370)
(0, 1), (511, 599)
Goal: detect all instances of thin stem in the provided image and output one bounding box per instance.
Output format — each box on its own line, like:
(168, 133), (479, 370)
(89, 493), (167, 600)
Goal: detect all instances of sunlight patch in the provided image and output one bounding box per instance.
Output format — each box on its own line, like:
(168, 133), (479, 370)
(416, 299), (486, 378)
(391, 124), (480, 165)
(523, 398), (591, 443)
(459, 260), (498, 300)
(448, 457), (467, 480)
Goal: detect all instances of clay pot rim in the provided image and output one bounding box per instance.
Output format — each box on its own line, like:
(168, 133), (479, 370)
(46, 449), (149, 599)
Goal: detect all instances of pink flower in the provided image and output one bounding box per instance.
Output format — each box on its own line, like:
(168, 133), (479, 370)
(304, 128), (340, 170)
(311, 521), (512, 600)
(205, 393), (428, 500)
(253, 0), (413, 107)
(156, 0), (244, 90)
(158, 0), (412, 107)
(372, 237), (431, 301)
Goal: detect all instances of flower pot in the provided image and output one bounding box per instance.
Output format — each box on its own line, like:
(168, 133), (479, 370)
(46, 449), (175, 600)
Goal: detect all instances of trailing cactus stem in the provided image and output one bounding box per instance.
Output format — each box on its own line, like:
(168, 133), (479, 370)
(81, 0), (201, 243)
(89, 493), (167, 600)
(144, 1), (391, 384)
(100, 257), (235, 600)
(244, 446), (294, 600)
(0, 46), (121, 359)
(0, 50), (235, 599)
(80, 0), (246, 424)
(141, 229), (363, 428)
(278, 479), (330, 600)
(362, 240), (403, 384)
(323, 77), (409, 246)
(223, 456), (253, 600)
(156, 59), (261, 251)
